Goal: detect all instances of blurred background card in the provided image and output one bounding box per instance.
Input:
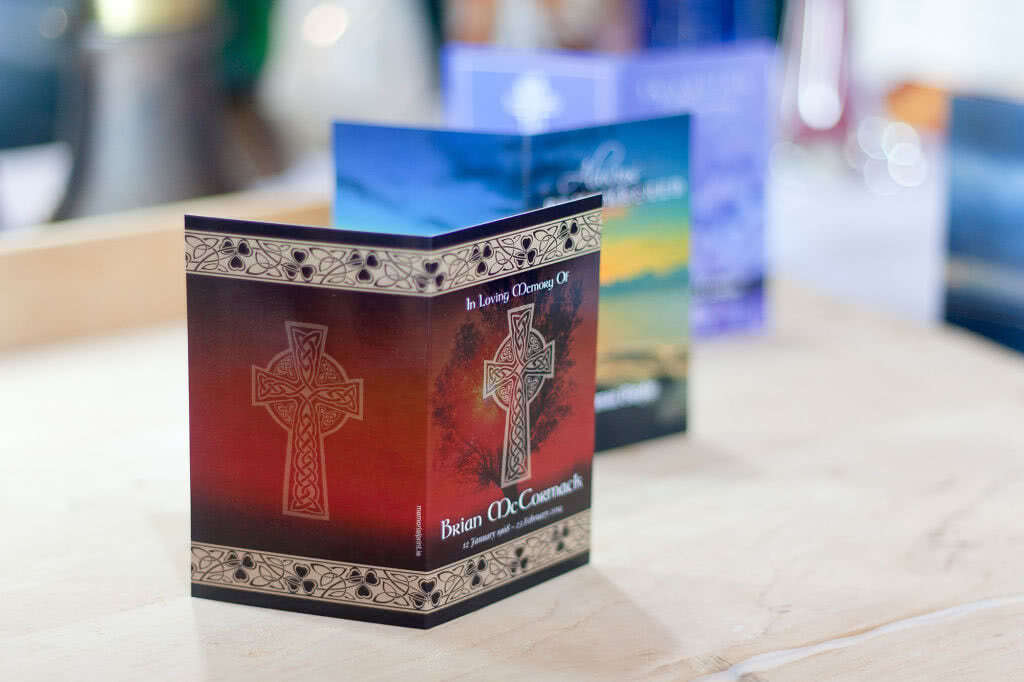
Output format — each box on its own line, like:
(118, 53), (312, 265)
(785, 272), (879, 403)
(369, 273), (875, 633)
(334, 116), (690, 450)
(443, 41), (776, 336)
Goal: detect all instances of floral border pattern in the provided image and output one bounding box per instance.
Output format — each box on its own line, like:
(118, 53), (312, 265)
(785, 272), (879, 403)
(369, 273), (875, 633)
(184, 209), (601, 297)
(191, 510), (590, 613)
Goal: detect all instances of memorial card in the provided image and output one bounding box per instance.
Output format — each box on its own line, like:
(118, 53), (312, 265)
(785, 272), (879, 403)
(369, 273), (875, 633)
(334, 116), (689, 450)
(443, 41), (775, 337)
(186, 197), (601, 627)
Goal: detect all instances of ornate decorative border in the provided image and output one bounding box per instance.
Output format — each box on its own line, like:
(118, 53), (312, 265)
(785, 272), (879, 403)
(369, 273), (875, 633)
(185, 209), (601, 297)
(191, 510), (589, 613)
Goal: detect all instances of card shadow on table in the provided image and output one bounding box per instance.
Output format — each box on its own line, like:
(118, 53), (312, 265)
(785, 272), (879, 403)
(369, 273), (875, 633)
(185, 437), (747, 677)
(189, 565), (683, 679)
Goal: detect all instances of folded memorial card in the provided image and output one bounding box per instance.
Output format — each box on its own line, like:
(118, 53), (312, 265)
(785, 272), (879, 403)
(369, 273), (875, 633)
(186, 197), (601, 627)
(334, 116), (689, 450)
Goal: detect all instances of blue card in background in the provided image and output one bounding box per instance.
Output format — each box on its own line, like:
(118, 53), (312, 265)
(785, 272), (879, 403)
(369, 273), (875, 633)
(639, 0), (781, 46)
(945, 96), (1024, 352)
(443, 41), (776, 338)
(334, 116), (690, 450)
(331, 125), (524, 233)
(641, 0), (729, 47)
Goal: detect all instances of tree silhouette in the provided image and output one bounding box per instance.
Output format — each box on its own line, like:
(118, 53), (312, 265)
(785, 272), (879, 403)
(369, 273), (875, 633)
(432, 277), (585, 496)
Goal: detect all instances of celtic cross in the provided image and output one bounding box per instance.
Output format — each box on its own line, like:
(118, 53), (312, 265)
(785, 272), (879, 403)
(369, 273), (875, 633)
(483, 304), (555, 488)
(252, 321), (362, 520)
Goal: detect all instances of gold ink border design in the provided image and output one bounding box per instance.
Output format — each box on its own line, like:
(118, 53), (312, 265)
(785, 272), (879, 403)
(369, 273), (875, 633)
(191, 510), (590, 614)
(184, 208), (602, 297)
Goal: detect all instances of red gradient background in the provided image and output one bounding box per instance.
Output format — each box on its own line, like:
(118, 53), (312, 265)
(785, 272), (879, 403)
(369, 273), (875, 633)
(188, 276), (431, 568)
(188, 253), (598, 570)
(426, 256), (598, 565)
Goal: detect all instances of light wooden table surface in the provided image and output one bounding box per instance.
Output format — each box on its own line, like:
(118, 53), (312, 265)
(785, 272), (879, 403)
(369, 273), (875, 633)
(2, 280), (1022, 681)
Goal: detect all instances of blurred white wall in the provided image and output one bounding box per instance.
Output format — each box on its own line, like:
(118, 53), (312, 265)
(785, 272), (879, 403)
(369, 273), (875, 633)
(852, 0), (1024, 96)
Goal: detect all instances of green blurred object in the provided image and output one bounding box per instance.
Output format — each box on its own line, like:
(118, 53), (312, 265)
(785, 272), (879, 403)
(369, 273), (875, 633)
(221, 0), (273, 93)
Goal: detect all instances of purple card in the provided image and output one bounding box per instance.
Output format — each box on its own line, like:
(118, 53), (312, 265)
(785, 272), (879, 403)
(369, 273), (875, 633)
(444, 42), (776, 337)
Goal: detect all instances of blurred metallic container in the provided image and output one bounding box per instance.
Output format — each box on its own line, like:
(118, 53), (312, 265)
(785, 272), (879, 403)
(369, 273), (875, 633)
(58, 14), (229, 218)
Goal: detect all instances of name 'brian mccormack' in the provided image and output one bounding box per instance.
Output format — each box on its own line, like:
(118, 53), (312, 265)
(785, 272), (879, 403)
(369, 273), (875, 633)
(440, 472), (584, 540)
